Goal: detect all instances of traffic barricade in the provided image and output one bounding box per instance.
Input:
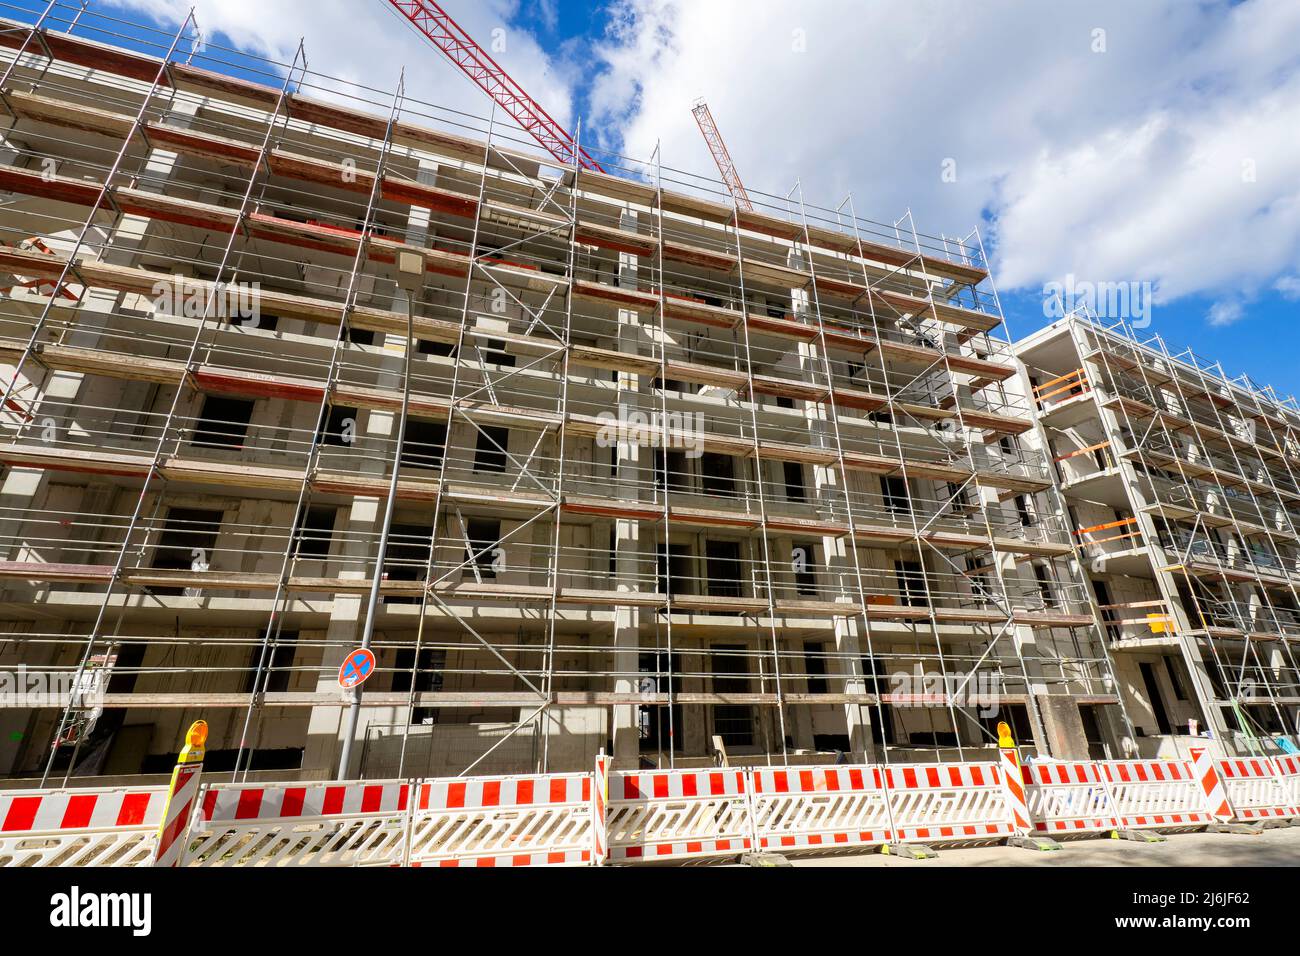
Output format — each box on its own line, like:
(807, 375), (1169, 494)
(0, 785), (167, 867)
(749, 765), (893, 853)
(1099, 760), (1211, 831)
(187, 780), (412, 867)
(606, 768), (751, 863)
(1216, 756), (1297, 822)
(1021, 761), (1119, 837)
(882, 762), (1015, 843)
(408, 772), (592, 867)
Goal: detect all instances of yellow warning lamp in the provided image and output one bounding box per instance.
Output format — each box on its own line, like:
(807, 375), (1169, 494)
(179, 719), (208, 764)
(996, 720), (1015, 750)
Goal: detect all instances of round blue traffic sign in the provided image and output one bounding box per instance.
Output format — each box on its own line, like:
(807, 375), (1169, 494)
(339, 647), (376, 689)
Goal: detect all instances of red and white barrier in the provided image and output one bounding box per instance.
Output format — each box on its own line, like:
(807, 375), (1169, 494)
(749, 766), (893, 852)
(1275, 754), (1300, 812)
(188, 780), (412, 867)
(1190, 748), (1234, 823)
(1021, 762), (1119, 836)
(999, 749), (1031, 834)
(8, 746), (1299, 868)
(153, 761), (203, 867)
(883, 762), (1014, 843)
(1100, 760), (1211, 831)
(606, 769), (751, 863)
(408, 773), (592, 867)
(0, 786), (167, 867)
(1216, 757), (1297, 822)
(592, 751), (609, 866)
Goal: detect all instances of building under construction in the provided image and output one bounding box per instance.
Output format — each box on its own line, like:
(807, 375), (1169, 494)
(1017, 314), (1300, 759)
(0, 3), (1262, 787)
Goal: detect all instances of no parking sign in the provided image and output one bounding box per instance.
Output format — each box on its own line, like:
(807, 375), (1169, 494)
(339, 647), (376, 689)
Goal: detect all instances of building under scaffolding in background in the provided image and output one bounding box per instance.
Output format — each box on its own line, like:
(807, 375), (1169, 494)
(7, 2), (1293, 787)
(1017, 314), (1300, 759)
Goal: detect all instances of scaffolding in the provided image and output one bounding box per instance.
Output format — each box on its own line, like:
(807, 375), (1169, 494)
(1018, 306), (1300, 757)
(0, 1), (1124, 783)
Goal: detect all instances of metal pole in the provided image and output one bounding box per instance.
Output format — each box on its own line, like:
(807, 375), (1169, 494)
(338, 250), (422, 778)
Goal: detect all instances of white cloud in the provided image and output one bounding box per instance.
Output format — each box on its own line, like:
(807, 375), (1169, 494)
(1207, 300), (1245, 327)
(105, 0), (578, 140)
(586, 0), (1300, 316)
(1277, 276), (1300, 301)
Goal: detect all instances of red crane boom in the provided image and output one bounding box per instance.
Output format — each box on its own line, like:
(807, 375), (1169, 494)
(691, 98), (752, 211)
(385, 0), (604, 172)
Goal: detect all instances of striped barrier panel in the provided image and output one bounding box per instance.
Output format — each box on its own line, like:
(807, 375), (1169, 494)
(188, 780), (412, 867)
(749, 765), (893, 853)
(1100, 760), (1211, 831)
(882, 762), (1015, 843)
(999, 748), (1031, 834)
(1275, 754), (1300, 811)
(0, 786), (167, 867)
(592, 751), (609, 866)
(1216, 757), (1297, 822)
(1190, 748), (1234, 822)
(408, 773), (592, 867)
(606, 768), (751, 863)
(1021, 762), (1119, 836)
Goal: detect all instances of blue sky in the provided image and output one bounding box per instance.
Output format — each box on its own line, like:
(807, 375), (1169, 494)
(14, 0), (1300, 399)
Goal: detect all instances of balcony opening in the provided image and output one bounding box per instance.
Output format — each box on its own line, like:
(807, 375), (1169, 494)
(783, 461), (807, 502)
(193, 395), (253, 449)
(657, 543), (693, 597)
(392, 647), (446, 725)
(463, 518), (502, 580)
(473, 425), (509, 473)
(149, 507), (223, 595)
(700, 452), (736, 497)
(792, 541), (818, 596)
(483, 339), (514, 367)
(382, 523), (431, 604)
(400, 419), (447, 471)
(705, 539), (742, 598)
(804, 641), (828, 695)
(244, 630), (298, 695)
(895, 559), (930, 606)
(638, 651), (682, 754)
(319, 404), (357, 447)
(710, 644), (754, 747)
(295, 504), (336, 559)
(881, 475), (911, 515)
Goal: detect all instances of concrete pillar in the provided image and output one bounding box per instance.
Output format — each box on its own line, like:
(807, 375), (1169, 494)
(1037, 695), (1091, 759)
(403, 157), (440, 248)
(611, 210), (644, 768)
